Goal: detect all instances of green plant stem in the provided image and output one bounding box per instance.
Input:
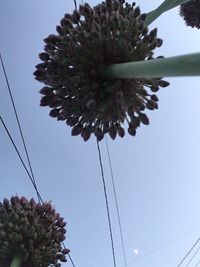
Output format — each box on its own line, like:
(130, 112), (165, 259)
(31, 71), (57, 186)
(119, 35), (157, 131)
(10, 250), (23, 267)
(101, 52), (200, 79)
(145, 0), (189, 25)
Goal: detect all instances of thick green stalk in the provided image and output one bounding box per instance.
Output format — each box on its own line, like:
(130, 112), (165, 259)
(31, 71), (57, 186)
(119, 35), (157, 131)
(101, 52), (200, 79)
(145, 0), (189, 25)
(10, 250), (23, 267)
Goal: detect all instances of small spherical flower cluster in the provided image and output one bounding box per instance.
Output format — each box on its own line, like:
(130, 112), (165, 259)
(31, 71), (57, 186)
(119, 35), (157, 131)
(34, 0), (169, 141)
(180, 0), (200, 28)
(0, 196), (69, 267)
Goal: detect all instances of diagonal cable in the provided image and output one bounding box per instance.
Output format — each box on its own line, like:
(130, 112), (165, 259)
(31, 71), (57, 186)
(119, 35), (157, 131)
(96, 140), (117, 267)
(74, 0), (77, 9)
(185, 244), (200, 267)
(0, 52), (38, 190)
(177, 238), (200, 266)
(105, 136), (127, 266)
(0, 116), (43, 203)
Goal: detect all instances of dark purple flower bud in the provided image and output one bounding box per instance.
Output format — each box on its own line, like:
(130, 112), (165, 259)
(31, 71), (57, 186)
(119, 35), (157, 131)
(140, 13), (146, 21)
(56, 25), (63, 34)
(150, 85), (159, 92)
(95, 128), (104, 141)
(128, 126), (136, 136)
(60, 18), (73, 28)
(72, 10), (81, 23)
(109, 126), (117, 140)
(3, 199), (9, 208)
(66, 117), (79, 126)
(134, 7), (141, 17)
(39, 53), (49, 62)
(155, 38), (163, 47)
(139, 113), (149, 125)
(158, 80), (170, 87)
(35, 63), (47, 70)
(49, 109), (60, 118)
(117, 127), (125, 137)
(44, 34), (60, 44)
(151, 94), (159, 102)
(131, 116), (140, 127)
(40, 96), (51, 106)
(39, 86), (52, 95)
(33, 69), (46, 80)
(146, 100), (157, 110)
(149, 28), (157, 38)
(63, 248), (70, 254)
(71, 125), (82, 136)
(59, 254), (67, 262)
(81, 128), (91, 141)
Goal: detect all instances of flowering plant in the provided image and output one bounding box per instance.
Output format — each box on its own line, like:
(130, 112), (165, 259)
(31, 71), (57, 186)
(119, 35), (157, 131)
(34, 0), (200, 141)
(0, 196), (69, 267)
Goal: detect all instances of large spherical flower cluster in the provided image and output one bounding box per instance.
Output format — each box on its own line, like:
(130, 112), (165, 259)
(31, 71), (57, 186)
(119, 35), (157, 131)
(0, 196), (69, 267)
(180, 0), (200, 28)
(34, 0), (169, 141)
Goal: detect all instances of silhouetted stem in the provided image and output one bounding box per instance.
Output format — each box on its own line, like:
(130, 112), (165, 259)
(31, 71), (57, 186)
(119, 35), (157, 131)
(146, 0), (189, 25)
(101, 52), (200, 79)
(10, 250), (23, 267)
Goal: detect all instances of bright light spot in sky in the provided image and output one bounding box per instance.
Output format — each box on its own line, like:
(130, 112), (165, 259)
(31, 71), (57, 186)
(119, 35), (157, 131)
(133, 249), (139, 255)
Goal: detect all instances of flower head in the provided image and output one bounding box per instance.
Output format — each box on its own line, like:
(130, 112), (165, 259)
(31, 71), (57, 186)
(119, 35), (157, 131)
(0, 196), (69, 267)
(180, 0), (200, 28)
(34, 0), (169, 141)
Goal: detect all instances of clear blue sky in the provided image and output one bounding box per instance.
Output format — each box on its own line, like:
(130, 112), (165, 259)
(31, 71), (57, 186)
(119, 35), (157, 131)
(1, 1), (200, 267)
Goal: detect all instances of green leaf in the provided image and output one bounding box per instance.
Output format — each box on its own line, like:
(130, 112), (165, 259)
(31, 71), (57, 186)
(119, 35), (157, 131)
(101, 52), (200, 79)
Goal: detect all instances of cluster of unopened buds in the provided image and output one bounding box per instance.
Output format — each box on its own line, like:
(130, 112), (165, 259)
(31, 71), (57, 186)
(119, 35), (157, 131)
(0, 196), (69, 267)
(34, 0), (170, 141)
(180, 0), (200, 29)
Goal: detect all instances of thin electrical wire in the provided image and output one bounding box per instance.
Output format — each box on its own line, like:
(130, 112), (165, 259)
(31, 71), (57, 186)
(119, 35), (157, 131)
(0, 52), (38, 191)
(96, 140), (117, 267)
(0, 116), (43, 203)
(105, 136), (127, 266)
(124, 227), (200, 266)
(63, 242), (76, 267)
(74, 0), (77, 9)
(0, 116), (76, 267)
(185, 244), (200, 267)
(68, 252), (76, 267)
(177, 238), (200, 267)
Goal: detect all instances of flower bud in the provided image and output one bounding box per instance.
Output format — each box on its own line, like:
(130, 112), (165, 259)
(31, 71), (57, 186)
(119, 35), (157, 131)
(139, 113), (149, 125)
(39, 53), (49, 62)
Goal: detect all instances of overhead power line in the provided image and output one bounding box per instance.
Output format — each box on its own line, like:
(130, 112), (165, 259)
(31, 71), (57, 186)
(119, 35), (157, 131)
(185, 244), (200, 267)
(124, 226), (200, 266)
(0, 116), (43, 203)
(105, 136), (127, 266)
(97, 140), (117, 267)
(0, 52), (38, 193)
(74, 0), (77, 9)
(177, 238), (200, 267)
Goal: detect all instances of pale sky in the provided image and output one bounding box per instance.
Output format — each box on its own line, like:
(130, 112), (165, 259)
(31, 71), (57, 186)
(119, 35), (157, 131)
(1, 1), (200, 267)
